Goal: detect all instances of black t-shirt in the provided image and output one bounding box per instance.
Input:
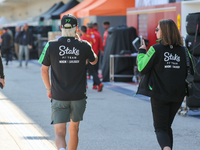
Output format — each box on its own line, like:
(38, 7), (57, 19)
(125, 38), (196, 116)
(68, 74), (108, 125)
(39, 37), (96, 101)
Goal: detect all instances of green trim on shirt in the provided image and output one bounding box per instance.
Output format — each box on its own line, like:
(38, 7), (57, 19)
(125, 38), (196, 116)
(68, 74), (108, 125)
(87, 41), (92, 49)
(137, 46), (156, 72)
(38, 42), (49, 64)
(82, 40), (92, 48)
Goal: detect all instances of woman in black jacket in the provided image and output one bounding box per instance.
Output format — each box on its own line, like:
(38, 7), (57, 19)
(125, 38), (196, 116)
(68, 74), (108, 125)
(137, 19), (193, 150)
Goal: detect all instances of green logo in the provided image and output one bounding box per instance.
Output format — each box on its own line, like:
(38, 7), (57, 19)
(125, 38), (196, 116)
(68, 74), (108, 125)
(65, 19), (71, 23)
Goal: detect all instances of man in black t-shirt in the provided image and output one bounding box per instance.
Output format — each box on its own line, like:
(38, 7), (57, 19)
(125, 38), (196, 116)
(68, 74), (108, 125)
(39, 14), (97, 150)
(1, 27), (11, 66)
(0, 28), (6, 87)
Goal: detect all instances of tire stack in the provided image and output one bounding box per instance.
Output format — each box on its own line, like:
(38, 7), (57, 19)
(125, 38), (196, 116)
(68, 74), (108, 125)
(185, 12), (200, 108)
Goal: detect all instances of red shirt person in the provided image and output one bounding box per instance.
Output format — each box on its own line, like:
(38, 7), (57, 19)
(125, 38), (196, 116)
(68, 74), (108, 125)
(102, 21), (110, 47)
(93, 22), (101, 37)
(92, 22), (104, 55)
(86, 23), (103, 56)
(85, 23), (104, 92)
(80, 26), (95, 46)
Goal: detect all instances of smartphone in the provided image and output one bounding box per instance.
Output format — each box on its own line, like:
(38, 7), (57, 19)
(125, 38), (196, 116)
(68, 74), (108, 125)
(139, 36), (143, 46)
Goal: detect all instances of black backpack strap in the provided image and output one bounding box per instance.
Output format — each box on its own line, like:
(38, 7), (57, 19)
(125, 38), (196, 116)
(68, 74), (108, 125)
(184, 46), (191, 74)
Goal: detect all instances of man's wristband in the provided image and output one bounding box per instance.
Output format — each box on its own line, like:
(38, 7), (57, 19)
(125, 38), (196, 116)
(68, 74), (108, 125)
(46, 89), (51, 92)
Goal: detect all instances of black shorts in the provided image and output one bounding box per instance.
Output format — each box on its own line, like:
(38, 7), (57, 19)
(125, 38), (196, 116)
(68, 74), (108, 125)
(51, 98), (87, 124)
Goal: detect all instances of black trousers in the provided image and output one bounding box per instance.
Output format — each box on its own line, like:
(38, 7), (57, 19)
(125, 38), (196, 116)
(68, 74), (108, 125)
(2, 48), (10, 65)
(88, 63), (101, 86)
(150, 98), (183, 150)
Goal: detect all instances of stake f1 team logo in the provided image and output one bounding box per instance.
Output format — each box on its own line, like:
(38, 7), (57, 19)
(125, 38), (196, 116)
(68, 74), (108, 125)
(164, 52), (180, 62)
(59, 45), (79, 56)
(164, 52), (180, 69)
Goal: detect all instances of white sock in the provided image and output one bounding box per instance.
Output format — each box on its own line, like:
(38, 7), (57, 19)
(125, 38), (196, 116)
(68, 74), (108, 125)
(59, 148), (66, 150)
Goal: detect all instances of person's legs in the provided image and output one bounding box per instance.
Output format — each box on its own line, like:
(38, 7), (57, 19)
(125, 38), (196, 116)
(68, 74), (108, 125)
(88, 63), (103, 91)
(5, 48), (9, 65)
(168, 101), (183, 149)
(98, 51), (103, 70)
(88, 63), (101, 86)
(14, 43), (19, 59)
(68, 120), (80, 150)
(54, 123), (67, 150)
(68, 99), (86, 150)
(18, 45), (23, 66)
(51, 99), (71, 150)
(95, 57), (99, 73)
(93, 60), (104, 91)
(24, 45), (29, 66)
(151, 98), (171, 150)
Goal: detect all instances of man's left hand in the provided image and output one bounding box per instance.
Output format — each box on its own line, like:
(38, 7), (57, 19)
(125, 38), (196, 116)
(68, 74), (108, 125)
(47, 91), (52, 99)
(0, 78), (5, 88)
(75, 33), (80, 40)
(29, 45), (32, 49)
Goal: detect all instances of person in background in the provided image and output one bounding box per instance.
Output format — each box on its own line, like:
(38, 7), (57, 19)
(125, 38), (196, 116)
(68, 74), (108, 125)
(18, 24), (33, 68)
(136, 19), (194, 150)
(93, 22), (104, 71)
(0, 28), (3, 42)
(0, 30), (5, 88)
(7, 28), (13, 44)
(0, 28), (5, 88)
(7, 28), (14, 62)
(0, 28), (2, 49)
(87, 22), (104, 92)
(39, 14), (97, 150)
(92, 22), (101, 37)
(7, 28), (13, 43)
(80, 25), (95, 88)
(0, 27), (11, 66)
(102, 21), (110, 48)
(0, 47), (5, 88)
(14, 26), (20, 59)
(80, 25), (94, 47)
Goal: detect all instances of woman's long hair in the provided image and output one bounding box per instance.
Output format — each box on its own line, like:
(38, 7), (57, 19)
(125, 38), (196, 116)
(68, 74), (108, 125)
(159, 19), (183, 46)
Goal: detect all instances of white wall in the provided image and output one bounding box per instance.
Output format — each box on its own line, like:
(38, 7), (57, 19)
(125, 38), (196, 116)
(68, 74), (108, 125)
(0, 0), (83, 21)
(181, 0), (200, 38)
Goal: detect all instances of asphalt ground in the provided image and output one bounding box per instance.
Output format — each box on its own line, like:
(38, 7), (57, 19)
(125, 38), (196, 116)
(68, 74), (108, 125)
(0, 60), (200, 150)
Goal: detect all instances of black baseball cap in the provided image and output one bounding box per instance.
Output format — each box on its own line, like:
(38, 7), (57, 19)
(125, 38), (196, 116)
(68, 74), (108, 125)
(61, 14), (77, 29)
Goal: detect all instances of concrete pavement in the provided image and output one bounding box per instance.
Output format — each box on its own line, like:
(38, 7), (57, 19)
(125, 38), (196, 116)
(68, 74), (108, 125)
(0, 60), (200, 150)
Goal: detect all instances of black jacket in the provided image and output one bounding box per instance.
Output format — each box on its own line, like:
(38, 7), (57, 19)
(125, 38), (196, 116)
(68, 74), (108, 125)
(18, 30), (33, 46)
(1, 32), (11, 49)
(14, 32), (21, 44)
(136, 43), (194, 102)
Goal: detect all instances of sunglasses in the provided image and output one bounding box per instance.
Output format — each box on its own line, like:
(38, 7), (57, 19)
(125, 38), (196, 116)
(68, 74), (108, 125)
(155, 27), (159, 32)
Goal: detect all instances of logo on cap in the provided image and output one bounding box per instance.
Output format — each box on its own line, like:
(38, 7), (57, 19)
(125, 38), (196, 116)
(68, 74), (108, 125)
(66, 19), (71, 23)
